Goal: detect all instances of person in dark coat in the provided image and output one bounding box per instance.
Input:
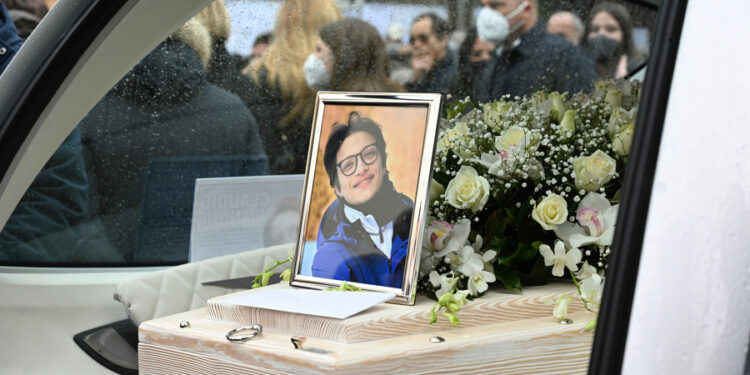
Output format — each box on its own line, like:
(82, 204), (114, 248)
(241, 0), (342, 174)
(78, 19), (266, 261)
(1, 0), (48, 39)
(0, 1), (22, 71)
(405, 12), (457, 94)
(0, 2), (92, 262)
(312, 112), (413, 288)
(452, 26), (495, 101)
(473, 0), (597, 102)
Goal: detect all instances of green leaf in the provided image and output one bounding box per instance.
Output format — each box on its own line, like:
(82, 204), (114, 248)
(519, 257), (553, 286)
(484, 213), (501, 239)
(496, 264), (522, 292)
(499, 242), (536, 266)
(531, 241), (545, 250)
(520, 243), (538, 260)
(517, 199), (533, 221)
(261, 272), (271, 286)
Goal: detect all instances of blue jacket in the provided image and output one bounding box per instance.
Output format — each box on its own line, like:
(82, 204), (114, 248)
(313, 194), (413, 288)
(0, 2), (23, 73)
(475, 22), (598, 102)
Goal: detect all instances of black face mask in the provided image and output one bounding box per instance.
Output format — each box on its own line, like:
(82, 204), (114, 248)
(586, 35), (625, 64)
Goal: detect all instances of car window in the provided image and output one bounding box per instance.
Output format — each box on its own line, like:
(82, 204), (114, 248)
(0, 0), (658, 267)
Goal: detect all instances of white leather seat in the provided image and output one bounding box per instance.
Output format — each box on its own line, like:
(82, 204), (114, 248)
(113, 243), (292, 326)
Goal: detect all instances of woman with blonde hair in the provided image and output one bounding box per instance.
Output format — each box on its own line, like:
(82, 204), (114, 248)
(242, 0), (342, 174)
(195, 0), (251, 94)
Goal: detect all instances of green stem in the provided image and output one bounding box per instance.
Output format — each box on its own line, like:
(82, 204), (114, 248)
(568, 268), (596, 313)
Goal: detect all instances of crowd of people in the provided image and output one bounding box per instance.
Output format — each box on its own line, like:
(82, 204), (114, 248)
(0, 0), (649, 263)
(224, 0), (647, 174)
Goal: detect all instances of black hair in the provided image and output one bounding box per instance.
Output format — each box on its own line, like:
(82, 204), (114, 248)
(413, 12), (450, 39)
(253, 32), (273, 46)
(323, 111), (388, 189)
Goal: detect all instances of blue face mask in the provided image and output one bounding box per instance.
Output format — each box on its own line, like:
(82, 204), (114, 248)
(476, 1), (528, 44)
(303, 54), (331, 90)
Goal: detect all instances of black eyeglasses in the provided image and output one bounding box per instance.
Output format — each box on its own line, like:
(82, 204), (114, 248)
(337, 143), (379, 176)
(409, 33), (430, 45)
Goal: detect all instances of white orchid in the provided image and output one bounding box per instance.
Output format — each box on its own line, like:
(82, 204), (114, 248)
(423, 219), (471, 257)
(575, 261), (599, 280)
(579, 273), (604, 308)
(428, 271), (456, 298)
(539, 240), (582, 277)
(467, 268), (496, 296)
(421, 219), (472, 275)
(446, 245), (484, 277)
(554, 192), (618, 248)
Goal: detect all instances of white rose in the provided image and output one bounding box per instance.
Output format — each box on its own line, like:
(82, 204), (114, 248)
(605, 87), (623, 108)
(495, 126), (530, 154)
(482, 100), (512, 130)
(445, 166), (490, 212)
(573, 150), (617, 192)
(611, 124), (635, 157)
(531, 194), (569, 230)
(558, 109), (577, 138)
(429, 179), (444, 203)
(549, 92), (567, 123)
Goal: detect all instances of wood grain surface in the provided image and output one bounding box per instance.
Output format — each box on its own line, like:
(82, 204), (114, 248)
(139, 308), (594, 374)
(206, 282), (586, 343)
(140, 283), (595, 374)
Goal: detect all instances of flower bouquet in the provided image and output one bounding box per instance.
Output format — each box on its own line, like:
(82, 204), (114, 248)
(420, 80), (640, 328)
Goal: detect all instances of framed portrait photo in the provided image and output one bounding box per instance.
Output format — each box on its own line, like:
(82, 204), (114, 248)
(290, 92), (442, 305)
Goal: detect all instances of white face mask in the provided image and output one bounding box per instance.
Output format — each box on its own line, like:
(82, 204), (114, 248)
(304, 54), (331, 90)
(476, 1), (528, 44)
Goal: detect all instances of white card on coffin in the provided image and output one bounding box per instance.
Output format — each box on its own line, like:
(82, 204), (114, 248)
(220, 289), (395, 319)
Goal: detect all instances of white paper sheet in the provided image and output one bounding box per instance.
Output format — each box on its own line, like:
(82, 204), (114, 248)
(221, 289), (395, 319)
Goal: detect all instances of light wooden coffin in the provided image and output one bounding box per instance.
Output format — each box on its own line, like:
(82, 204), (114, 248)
(138, 282), (595, 374)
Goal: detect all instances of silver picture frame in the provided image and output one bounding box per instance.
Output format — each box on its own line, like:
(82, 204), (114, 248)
(290, 92), (442, 305)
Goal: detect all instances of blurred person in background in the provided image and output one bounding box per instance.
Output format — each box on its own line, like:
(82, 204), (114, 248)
(242, 0), (342, 174)
(384, 22), (412, 87)
(405, 12), (456, 94)
(1, 0), (47, 38)
(305, 18), (401, 92)
(473, 0), (596, 102)
(250, 32), (272, 62)
(1, 0), (47, 39)
(196, 0), (254, 100)
(452, 26), (494, 100)
(583, 1), (648, 79)
(546, 10), (584, 45)
(78, 18), (265, 259)
(0, 0), (22, 70)
(0, 1), (93, 262)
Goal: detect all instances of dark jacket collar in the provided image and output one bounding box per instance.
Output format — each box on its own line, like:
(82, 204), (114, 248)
(112, 39), (206, 107)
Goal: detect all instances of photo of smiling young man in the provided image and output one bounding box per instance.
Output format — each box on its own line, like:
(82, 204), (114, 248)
(310, 111), (416, 288)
